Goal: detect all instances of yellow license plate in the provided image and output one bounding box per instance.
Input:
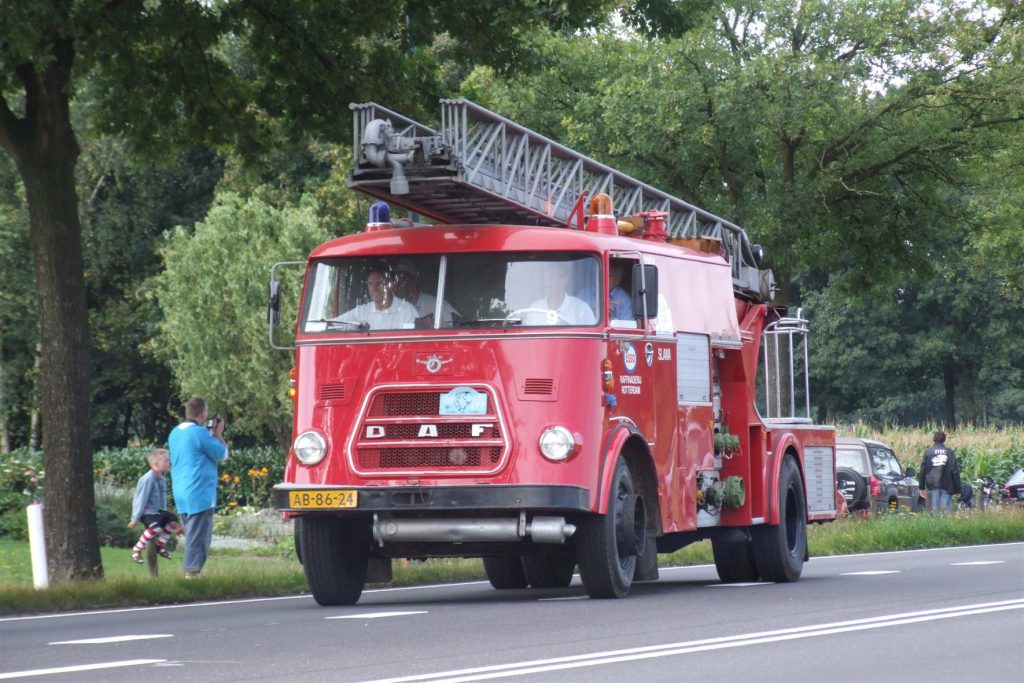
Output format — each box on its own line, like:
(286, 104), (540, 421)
(289, 490), (357, 509)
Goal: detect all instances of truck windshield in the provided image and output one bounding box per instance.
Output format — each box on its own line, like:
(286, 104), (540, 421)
(301, 252), (600, 333)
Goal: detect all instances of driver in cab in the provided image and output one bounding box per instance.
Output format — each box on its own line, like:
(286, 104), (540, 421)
(335, 263), (417, 330)
(521, 262), (596, 326)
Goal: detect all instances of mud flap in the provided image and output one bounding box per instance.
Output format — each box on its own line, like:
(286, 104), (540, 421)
(633, 532), (659, 582)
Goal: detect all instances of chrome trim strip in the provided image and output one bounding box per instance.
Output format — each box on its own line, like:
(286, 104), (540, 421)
(296, 332), (607, 346)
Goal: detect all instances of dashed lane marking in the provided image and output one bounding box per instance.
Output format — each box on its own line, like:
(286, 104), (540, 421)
(326, 610), (427, 620)
(0, 659), (165, 680)
(50, 634), (173, 645)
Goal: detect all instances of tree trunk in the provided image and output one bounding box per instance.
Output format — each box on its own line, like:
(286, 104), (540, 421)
(0, 336), (9, 453)
(0, 43), (103, 582)
(29, 341), (41, 450)
(942, 364), (957, 431)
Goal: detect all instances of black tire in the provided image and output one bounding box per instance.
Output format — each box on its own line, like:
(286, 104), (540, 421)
(576, 458), (646, 599)
(483, 555), (529, 589)
(711, 537), (759, 583)
(753, 457), (807, 583)
(300, 515), (370, 606)
(293, 517), (303, 565)
(522, 548), (576, 588)
(836, 467), (868, 511)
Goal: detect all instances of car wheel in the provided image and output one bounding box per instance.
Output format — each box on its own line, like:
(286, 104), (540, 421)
(836, 467), (868, 512)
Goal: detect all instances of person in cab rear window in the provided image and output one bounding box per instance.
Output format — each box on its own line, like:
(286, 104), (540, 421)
(523, 262), (596, 326)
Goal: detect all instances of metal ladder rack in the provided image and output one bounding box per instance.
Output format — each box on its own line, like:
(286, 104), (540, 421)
(348, 98), (773, 302)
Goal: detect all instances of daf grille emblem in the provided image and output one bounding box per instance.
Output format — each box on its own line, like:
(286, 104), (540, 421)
(416, 354), (453, 374)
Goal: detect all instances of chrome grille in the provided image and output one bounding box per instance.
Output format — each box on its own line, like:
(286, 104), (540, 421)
(352, 385), (507, 475)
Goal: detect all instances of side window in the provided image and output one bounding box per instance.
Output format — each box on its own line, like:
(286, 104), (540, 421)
(608, 257), (638, 327)
(886, 450), (904, 476)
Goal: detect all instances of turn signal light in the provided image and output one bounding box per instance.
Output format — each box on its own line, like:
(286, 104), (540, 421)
(288, 367), (297, 401)
(602, 358), (614, 393)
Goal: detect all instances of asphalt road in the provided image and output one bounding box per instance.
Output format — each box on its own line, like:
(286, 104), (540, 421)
(1, 543), (1022, 682)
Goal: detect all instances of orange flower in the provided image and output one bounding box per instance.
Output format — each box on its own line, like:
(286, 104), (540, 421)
(228, 501), (238, 507)
(233, 476), (240, 484)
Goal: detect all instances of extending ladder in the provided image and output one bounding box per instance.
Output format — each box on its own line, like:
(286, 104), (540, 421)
(347, 98), (773, 302)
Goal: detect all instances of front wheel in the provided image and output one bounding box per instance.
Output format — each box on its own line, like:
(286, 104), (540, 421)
(576, 458), (646, 598)
(753, 457), (807, 583)
(300, 516), (370, 606)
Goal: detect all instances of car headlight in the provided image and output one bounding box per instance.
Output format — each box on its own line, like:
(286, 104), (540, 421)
(539, 426), (575, 462)
(293, 431), (327, 465)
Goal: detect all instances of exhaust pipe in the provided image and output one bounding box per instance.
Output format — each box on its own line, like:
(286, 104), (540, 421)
(372, 514), (575, 546)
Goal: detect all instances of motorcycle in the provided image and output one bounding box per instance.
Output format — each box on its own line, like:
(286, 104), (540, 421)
(974, 477), (1002, 510)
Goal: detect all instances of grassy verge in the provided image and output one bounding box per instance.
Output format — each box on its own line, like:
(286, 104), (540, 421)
(2, 507), (1022, 615)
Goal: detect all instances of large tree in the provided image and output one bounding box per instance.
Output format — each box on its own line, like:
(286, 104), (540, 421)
(0, 0), (701, 582)
(464, 0), (1024, 291)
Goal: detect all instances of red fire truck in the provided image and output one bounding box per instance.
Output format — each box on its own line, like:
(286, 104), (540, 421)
(270, 99), (838, 606)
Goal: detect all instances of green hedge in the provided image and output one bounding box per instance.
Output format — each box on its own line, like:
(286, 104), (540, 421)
(0, 446), (287, 540)
(92, 445), (286, 511)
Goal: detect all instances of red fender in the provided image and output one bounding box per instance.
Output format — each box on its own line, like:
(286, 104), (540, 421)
(594, 424), (636, 514)
(765, 432), (801, 525)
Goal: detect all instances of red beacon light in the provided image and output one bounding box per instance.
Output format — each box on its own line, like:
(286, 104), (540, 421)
(585, 193), (618, 235)
(365, 201), (394, 232)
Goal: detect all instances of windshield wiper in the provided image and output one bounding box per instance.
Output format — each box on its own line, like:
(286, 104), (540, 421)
(460, 317), (521, 328)
(308, 319), (370, 330)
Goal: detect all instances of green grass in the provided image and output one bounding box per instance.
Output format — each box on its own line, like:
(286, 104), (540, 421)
(2, 507), (1023, 615)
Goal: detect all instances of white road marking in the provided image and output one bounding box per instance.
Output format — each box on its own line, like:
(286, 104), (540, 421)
(1, 542), (1019, 623)
(537, 596), (588, 601)
(0, 659), (165, 680)
(840, 570), (901, 575)
(50, 634), (173, 645)
(364, 599), (1024, 683)
(326, 610), (427, 620)
(952, 561), (1005, 566)
(707, 582), (772, 587)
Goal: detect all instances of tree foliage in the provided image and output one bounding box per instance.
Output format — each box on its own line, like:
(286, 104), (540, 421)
(464, 0), (1024, 292)
(148, 192), (337, 447)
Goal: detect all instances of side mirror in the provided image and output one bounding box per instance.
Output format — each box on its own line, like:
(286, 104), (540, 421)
(905, 466), (916, 478)
(631, 264), (658, 318)
(268, 279), (282, 327)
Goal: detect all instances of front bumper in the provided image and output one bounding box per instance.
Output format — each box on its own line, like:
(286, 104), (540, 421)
(274, 483), (591, 514)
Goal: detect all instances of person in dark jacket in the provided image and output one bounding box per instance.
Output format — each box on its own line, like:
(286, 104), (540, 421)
(918, 431), (961, 514)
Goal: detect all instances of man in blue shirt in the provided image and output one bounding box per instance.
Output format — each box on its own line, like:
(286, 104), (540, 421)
(609, 260), (633, 321)
(169, 396), (228, 578)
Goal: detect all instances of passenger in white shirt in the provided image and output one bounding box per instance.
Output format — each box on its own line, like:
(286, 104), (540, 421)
(393, 265), (459, 327)
(335, 264), (417, 330)
(523, 263), (596, 326)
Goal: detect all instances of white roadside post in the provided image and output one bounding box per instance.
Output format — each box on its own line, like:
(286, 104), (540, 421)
(27, 503), (49, 589)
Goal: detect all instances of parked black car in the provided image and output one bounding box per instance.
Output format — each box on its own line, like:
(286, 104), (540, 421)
(836, 437), (921, 514)
(1004, 468), (1024, 503)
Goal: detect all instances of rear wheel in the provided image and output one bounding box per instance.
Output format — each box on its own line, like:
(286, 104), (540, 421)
(577, 458), (646, 598)
(483, 555), (528, 589)
(522, 548), (576, 588)
(753, 457), (807, 583)
(300, 515), (370, 606)
(711, 537), (759, 583)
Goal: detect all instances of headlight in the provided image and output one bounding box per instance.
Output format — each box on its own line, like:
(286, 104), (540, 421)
(539, 426), (575, 462)
(293, 431), (327, 465)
